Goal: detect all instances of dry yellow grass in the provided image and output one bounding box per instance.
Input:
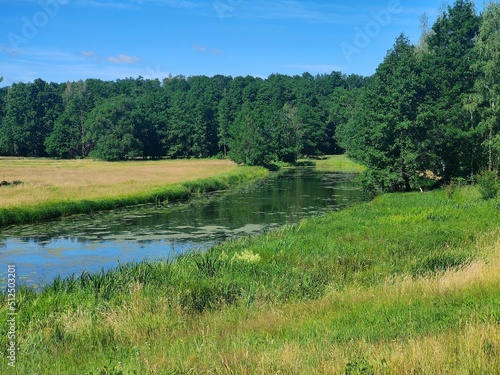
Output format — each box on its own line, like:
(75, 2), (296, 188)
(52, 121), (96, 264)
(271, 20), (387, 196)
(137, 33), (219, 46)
(0, 158), (237, 207)
(248, 322), (500, 374)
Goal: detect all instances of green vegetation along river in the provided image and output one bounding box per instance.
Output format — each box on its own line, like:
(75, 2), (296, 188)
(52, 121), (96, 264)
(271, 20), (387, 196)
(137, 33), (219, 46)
(0, 168), (367, 286)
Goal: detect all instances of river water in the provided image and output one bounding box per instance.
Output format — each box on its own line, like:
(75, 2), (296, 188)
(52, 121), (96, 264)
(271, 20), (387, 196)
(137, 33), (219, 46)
(0, 168), (367, 287)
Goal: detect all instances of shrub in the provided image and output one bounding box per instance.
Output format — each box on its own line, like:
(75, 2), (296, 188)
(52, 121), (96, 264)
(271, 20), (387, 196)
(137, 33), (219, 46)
(477, 170), (499, 200)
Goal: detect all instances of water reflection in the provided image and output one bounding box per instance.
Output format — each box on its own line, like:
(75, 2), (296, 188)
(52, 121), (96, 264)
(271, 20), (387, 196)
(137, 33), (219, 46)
(0, 168), (367, 286)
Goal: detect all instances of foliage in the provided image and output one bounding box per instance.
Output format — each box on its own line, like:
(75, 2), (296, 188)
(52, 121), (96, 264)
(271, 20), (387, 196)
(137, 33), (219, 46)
(228, 104), (275, 166)
(418, 0), (481, 182)
(337, 34), (424, 192)
(337, 0), (498, 192)
(0, 73), (359, 164)
(0, 79), (63, 157)
(470, 1), (500, 172)
(477, 170), (499, 200)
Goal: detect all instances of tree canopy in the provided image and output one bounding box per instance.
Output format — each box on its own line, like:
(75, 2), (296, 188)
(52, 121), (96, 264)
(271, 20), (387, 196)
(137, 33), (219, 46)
(0, 73), (364, 164)
(338, 0), (498, 191)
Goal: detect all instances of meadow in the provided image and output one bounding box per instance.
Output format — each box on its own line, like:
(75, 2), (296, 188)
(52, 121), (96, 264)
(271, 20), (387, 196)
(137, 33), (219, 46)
(313, 154), (366, 173)
(1, 181), (498, 374)
(0, 158), (268, 226)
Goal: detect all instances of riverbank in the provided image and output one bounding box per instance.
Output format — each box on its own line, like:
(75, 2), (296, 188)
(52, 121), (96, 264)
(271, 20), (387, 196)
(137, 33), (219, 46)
(1, 185), (498, 373)
(0, 158), (268, 226)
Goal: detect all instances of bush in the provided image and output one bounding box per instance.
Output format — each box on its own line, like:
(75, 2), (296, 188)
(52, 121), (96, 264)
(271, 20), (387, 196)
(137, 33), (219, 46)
(477, 170), (499, 200)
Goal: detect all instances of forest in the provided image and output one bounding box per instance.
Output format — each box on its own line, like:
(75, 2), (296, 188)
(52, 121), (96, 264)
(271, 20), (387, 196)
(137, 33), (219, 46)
(0, 70), (367, 163)
(0, 0), (499, 192)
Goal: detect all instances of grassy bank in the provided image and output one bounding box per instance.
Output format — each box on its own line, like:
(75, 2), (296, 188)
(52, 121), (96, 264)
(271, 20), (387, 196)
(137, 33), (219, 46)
(314, 155), (366, 173)
(0, 158), (268, 226)
(1, 185), (499, 373)
(275, 155), (365, 172)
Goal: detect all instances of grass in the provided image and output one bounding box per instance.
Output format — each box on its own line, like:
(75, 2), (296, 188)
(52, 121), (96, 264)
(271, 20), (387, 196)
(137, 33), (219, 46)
(1, 184), (499, 374)
(0, 158), (268, 226)
(274, 155), (365, 172)
(313, 155), (366, 173)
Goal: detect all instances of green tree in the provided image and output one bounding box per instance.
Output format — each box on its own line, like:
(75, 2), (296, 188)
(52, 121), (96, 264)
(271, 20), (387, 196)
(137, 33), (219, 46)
(294, 73), (325, 156)
(275, 102), (303, 163)
(218, 77), (248, 157)
(131, 89), (167, 159)
(45, 113), (81, 159)
(217, 95), (232, 157)
(418, 0), (481, 181)
(229, 104), (275, 166)
(163, 76), (192, 158)
(337, 35), (424, 192)
(329, 86), (362, 154)
(470, 1), (500, 171)
(317, 73), (368, 154)
(45, 80), (94, 158)
(222, 76), (263, 158)
(186, 75), (220, 157)
(315, 71), (345, 99)
(0, 82), (7, 137)
(0, 79), (62, 157)
(252, 75), (300, 163)
(0, 71), (368, 162)
(84, 96), (141, 161)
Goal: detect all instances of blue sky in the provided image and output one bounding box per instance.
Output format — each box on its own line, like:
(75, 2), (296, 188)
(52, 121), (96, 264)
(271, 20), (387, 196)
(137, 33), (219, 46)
(0, 0), (486, 86)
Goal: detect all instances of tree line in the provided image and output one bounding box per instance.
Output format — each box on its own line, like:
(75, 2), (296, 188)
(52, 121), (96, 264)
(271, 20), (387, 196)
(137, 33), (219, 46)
(0, 72), (367, 163)
(0, 0), (498, 192)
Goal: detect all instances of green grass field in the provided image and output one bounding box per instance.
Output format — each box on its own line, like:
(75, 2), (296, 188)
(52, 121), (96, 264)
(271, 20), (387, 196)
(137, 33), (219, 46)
(1, 182), (499, 374)
(313, 154), (366, 173)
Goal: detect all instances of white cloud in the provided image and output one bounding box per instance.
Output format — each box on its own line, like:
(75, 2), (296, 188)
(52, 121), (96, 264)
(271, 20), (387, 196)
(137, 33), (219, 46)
(1, 47), (82, 62)
(208, 1), (441, 27)
(192, 44), (224, 55)
(215, 1), (355, 23)
(107, 54), (140, 64)
(81, 50), (97, 57)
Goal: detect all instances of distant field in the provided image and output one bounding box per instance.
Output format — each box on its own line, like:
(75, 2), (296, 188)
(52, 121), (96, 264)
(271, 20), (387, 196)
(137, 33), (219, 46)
(314, 155), (365, 172)
(0, 158), (268, 226)
(0, 158), (237, 208)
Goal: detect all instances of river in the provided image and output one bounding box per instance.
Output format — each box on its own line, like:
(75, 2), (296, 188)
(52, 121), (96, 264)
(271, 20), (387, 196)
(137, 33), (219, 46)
(0, 168), (367, 287)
